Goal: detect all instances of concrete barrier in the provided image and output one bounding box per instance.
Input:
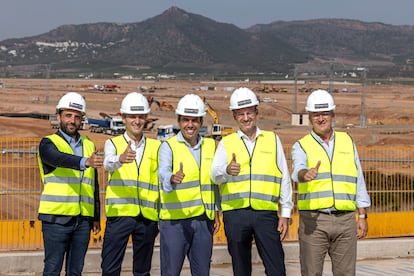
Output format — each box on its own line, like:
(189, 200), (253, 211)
(1, 238), (413, 274)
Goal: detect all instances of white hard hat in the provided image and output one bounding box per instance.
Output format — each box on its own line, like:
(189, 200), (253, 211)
(305, 89), (336, 112)
(229, 87), (259, 110)
(175, 94), (206, 117)
(56, 92), (86, 114)
(120, 92), (150, 114)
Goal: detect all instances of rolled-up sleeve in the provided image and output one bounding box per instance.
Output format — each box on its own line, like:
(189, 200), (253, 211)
(354, 145), (371, 208)
(103, 139), (121, 172)
(291, 141), (308, 183)
(276, 135), (293, 218)
(158, 142), (174, 193)
(210, 140), (230, 185)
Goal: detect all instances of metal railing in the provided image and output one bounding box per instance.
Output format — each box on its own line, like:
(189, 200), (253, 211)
(1, 138), (413, 250)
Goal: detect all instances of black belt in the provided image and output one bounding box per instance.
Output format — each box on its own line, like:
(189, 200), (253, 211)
(317, 210), (352, 216)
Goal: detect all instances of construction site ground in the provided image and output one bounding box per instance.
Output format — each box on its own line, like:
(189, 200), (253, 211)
(1, 78), (414, 147)
(1, 78), (414, 274)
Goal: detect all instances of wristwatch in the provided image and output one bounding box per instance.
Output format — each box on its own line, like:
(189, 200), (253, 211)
(358, 213), (368, 219)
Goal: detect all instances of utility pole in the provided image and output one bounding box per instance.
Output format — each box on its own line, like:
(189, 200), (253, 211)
(329, 63), (334, 93)
(45, 64), (51, 104)
(360, 69), (367, 128)
(293, 65), (297, 113)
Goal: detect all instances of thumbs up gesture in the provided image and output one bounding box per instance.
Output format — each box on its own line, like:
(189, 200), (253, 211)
(86, 150), (104, 168)
(303, 160), (321, 181)
(171, 162), (185, 184)
(226, 153), (240, 176)
(119, 141), (136, 164)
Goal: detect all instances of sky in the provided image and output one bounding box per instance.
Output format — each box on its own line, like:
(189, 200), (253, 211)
(1, 0), (413, 41)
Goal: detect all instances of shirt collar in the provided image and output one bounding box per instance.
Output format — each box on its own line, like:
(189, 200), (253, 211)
(177, 131), (202, 149)
(310, 129), (335, 144)
(237, 127), (262, 141)
(123, 132), (145, 148)
(58, 129), (81, 145)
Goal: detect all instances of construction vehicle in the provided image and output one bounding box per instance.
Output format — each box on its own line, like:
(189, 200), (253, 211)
(156, 125), (179, 141)
(202, 97), (235, 140)
(49, 114), (59, 129)
(87, 112), (125, 135)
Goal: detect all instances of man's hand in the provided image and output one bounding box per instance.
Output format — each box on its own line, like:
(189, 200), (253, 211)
(92, 221), (101, 235)
(86, 151), (104, 168)
(357, 217), (368, 239)
(119, 141), (136, 164)
(213, 211), (221, 235)
(278, 217), (289, 241)
(171, 162), (185, 184)
(300, 160), (321, 182)
(226, 153), (240, 176)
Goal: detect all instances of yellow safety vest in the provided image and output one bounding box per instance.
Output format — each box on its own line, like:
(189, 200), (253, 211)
(105, 136), (160, 221)
(221, 131), (283, 211)
(297, 132), (358, 211)
(159, 136), (216, 220)
(38, 134), (96, 217)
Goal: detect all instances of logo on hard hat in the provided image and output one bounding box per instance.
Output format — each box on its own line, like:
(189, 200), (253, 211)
(238, 99), (252, 106)
(69, 102), (83, 110)
(184, 108), (198, 114)
(315, 103), (329, 109)
(130, 106), (144, 112)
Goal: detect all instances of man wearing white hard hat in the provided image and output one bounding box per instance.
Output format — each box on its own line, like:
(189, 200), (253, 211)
(211, 87), (293, 276)
(101, 92), (160, 276)
(158, 94), (220, 276)
(291, 89), (370, 275)
(37, 92), (103, 276)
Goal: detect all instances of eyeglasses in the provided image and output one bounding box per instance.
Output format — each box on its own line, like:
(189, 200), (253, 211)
(311, 111), (332, 118)
(234, 109), (257, 119)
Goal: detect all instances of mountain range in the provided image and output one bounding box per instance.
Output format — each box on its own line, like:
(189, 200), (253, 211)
(0, 6), (413, 78)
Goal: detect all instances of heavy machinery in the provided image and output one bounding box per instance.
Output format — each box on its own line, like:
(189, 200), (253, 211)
(87, 112), (125, 135)
(146, 95), (175, 111)
(156, 125), (179, 141)
(203, 97), (235, 140)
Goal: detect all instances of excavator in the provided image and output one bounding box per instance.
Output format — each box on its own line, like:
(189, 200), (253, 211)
(202, 96), (235, 141)
(146, 95), (175, 111)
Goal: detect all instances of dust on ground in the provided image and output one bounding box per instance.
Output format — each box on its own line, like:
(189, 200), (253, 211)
(1, 78), (414, 147)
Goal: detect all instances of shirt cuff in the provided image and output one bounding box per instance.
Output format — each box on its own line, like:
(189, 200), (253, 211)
(80, 157), (88, 170)
(280, 207), (292, 218)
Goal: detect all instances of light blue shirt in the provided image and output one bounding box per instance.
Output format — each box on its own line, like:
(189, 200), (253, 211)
(158, 131), (202, 193)
(291, 130), (371, 209)
(58, 129), (87, 170)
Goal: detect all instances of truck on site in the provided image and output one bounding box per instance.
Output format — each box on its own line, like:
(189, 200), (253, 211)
(203, 97), (235, 140)
(157, 125), (179, 141)
(87, 112), (125, 135)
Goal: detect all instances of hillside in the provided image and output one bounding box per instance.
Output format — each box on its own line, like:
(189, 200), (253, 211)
(0, 7), (413, 77)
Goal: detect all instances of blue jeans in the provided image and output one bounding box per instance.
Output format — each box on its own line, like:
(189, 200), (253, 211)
(42, 217), (91, 276)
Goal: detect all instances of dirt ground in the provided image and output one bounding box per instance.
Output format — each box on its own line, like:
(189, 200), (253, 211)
(1, 78), (414, 147)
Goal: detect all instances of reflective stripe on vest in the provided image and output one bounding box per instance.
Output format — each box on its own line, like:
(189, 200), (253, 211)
(105, 135), (160, 220)
(221, 131), (282, 211)
(159, 136), (216, 220)
(38, 134), (95, 217)
(297, 132), (358, 210)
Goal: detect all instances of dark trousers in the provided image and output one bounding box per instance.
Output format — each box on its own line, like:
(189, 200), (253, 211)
(159, 217), (214, 276)
(101, 216), (158, 276)
(42, 217), (91, 276)
(223, 208), (286, 276)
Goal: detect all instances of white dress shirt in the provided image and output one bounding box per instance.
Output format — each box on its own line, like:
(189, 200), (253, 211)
(103, 133), (145, 173)
(210, 127), (293, 218)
